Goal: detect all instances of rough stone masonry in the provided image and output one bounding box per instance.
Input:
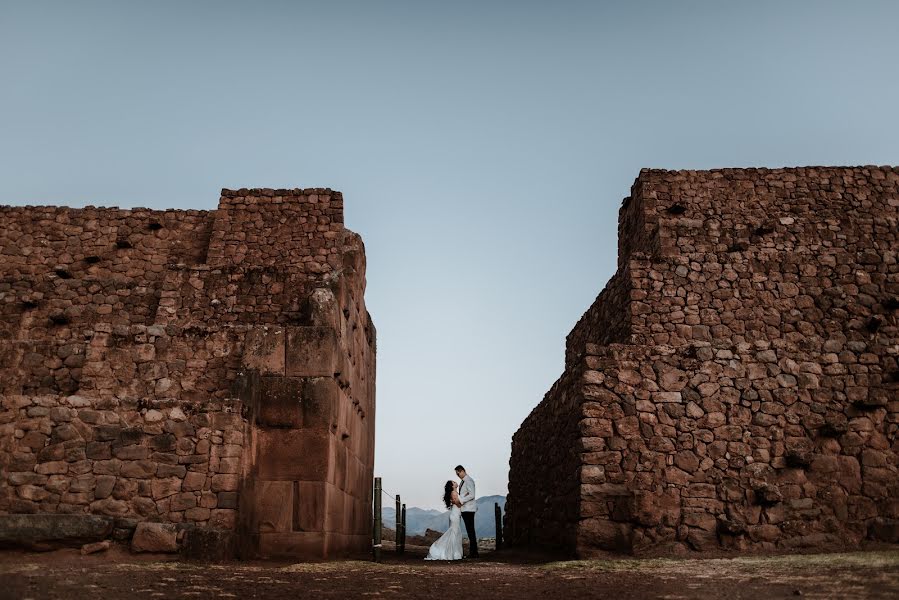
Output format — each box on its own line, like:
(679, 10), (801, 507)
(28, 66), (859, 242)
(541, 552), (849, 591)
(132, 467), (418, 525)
(0, 188), (376, 559)
(506, 167), (899, 556)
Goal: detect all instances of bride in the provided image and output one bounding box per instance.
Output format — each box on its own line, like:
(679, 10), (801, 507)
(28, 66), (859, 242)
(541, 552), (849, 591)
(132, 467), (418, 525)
(425, 481), (463, 561)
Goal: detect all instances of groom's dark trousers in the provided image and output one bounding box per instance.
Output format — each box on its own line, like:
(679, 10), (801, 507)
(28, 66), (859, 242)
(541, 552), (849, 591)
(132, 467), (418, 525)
(461, 511), (479, 557)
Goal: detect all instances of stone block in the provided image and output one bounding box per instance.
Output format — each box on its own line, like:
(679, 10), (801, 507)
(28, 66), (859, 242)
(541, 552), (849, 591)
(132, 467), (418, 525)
(868, 518), (899, 543)
(329, 438), (349, 490)
(17, 485), (50, 502)
(182, 527), (236, 561)
(325, 487), (350, 534)
(248, 480), (293, 534)
(577, 518), (634, 553)
(156, 464), (187, 478)
(307, 287), (340, 328)
(151, 477), (182, 499)
(35, 461), (68, 475)
(685, 527), (719, 551)
(91, 497), (130, 516)
(243, 327), (286, 375)
(294, 481), (327, 533)
(171, 492), (198, 511)
(131, 522), (178, 553)
(80, 540), (111, 555)
(326, 532), (370, 557)
(252, 531), (327, 559)
(257, 377), (304, 428)
(183, 472), (207, 492)
(211, 474), (240, 492)
(195, 490), (215, 509)
(95, 475), (115, 499)
(255, 428), (330, 481)
(652, 392), (682, 403)
(633, 490), (681, 527)
(217, 491), (238, 509)
(286, 326), (339, 377)
(216, 457), (240, 474)
(345, 454), (367, 497)
(0, 514), (114, 550)
(86, 442), (111, 460)
(209, 509), (237, 529)
(184, 507), (211, 521)
(303, 378), (341, 430)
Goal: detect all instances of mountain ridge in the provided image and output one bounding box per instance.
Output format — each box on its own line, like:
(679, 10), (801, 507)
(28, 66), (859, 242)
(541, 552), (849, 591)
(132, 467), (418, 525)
(381, 495), (506, 539)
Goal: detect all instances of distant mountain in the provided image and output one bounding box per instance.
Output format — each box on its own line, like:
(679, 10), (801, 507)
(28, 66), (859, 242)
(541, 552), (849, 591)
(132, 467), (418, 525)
(381, 495), (506, 539)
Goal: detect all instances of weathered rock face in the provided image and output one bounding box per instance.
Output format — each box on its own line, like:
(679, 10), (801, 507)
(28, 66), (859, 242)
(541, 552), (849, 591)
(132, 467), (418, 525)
(0, 188), (376, 559)
(507, 167), (899, 556)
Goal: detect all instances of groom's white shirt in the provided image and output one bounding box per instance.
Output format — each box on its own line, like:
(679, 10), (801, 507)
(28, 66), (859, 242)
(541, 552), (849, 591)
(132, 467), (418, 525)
(459, 475), (477, 512)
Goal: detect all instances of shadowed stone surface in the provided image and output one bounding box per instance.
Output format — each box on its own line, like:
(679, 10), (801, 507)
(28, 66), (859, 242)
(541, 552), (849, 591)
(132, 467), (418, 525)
(182, 527), (237, 561)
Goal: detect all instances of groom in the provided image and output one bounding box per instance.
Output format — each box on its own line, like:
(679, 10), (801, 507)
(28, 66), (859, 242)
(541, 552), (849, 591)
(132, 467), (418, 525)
(455, 465), (479, 558)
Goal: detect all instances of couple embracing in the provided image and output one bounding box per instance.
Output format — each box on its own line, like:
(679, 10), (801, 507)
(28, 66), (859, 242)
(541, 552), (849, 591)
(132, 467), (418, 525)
(425, 465), (479, 561)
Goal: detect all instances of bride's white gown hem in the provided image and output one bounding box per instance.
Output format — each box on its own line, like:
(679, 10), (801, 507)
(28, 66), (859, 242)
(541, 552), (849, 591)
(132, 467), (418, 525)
(424, 505), (463, 561)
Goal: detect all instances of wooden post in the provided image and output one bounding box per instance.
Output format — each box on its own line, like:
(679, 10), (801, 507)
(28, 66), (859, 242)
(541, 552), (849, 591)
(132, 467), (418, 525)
(395, 494), (401, 554)
(373, 477), (382, 562)
(400, 503), (407, 555)
(495, 502), (503, 550)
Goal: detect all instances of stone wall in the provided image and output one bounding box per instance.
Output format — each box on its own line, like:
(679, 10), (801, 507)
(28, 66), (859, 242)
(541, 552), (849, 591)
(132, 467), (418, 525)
(0, 188), (376, 559)
(507, 167), (899, 556)
(505, 366), (585, 550)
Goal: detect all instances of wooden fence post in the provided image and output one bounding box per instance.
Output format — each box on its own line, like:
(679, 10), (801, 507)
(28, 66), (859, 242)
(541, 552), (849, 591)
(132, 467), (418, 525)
(395, 494), (401, 554)
(373, 477), (382, 562)
(495, 502), (503, 550)
(400, 503), (406, 554)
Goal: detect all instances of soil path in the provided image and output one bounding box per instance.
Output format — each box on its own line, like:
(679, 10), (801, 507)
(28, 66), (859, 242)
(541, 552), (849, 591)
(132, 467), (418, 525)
(1, 547), (897, 599)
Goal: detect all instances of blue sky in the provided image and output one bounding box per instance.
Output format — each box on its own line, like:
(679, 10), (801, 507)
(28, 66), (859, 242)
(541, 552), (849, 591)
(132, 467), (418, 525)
(2, 1), (898, 508)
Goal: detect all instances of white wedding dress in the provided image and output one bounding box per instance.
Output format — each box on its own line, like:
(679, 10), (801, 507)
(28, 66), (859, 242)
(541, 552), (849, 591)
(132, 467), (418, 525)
(424, 504), (463, 561)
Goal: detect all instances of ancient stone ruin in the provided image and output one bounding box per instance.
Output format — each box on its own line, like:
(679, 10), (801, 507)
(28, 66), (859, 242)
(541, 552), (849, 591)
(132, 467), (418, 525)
(506, 167), (898, 556)
(0, 189), (376, 558)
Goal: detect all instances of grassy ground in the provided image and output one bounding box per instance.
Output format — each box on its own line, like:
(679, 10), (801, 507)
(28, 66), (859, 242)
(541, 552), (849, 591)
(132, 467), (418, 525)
(1, 546), (897, 599)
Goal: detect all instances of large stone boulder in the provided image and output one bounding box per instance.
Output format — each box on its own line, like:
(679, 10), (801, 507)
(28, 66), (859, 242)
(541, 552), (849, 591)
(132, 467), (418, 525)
(0, 514), (114, 550)
(131, 522), (179, 553)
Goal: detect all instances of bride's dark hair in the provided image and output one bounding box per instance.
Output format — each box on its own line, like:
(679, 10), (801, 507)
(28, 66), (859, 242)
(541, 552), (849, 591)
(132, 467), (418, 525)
(442, 480), (454, 509)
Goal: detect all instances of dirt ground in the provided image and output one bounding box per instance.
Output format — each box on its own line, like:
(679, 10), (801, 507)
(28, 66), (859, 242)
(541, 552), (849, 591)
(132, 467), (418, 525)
(1, 544), (898, 600)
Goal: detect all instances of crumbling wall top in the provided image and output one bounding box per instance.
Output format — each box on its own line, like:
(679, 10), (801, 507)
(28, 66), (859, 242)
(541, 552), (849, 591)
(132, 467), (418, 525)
(207, 189), (345, 271)
(618, 166), (899, 266)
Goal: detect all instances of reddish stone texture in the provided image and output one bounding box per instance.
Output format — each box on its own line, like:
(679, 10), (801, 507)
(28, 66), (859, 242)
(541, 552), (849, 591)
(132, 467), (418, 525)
(507, 167), (899, 556)
(0, 188), (376, 559)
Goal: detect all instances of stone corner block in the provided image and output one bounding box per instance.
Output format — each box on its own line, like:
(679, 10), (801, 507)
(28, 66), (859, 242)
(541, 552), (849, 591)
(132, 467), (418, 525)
(286, 326), (339, 377)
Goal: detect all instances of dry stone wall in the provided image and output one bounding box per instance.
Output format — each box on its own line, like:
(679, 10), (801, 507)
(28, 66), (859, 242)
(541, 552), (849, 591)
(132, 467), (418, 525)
(507, 167), (899, 556)
(0, 189), (376, 559)
(506, 366), (585, 550)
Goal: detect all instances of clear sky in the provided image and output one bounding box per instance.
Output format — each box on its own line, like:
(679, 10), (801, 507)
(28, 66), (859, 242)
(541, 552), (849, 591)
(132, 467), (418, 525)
(2, 1), (898, 509)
